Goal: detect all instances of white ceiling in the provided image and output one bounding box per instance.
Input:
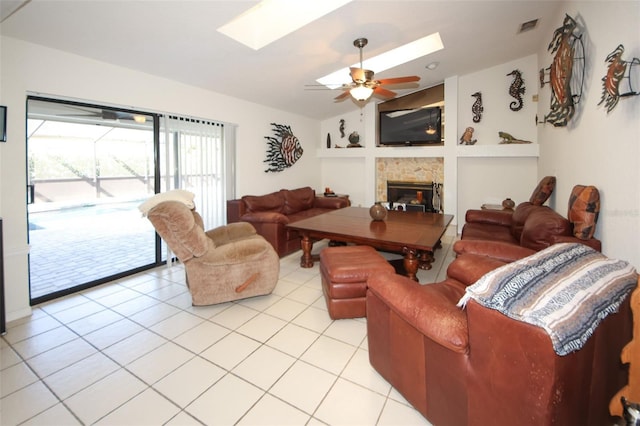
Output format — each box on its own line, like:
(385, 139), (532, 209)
(1, 0), (565, 120)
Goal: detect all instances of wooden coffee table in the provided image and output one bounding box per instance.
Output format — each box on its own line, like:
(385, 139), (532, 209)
(286, 207), (453, 281)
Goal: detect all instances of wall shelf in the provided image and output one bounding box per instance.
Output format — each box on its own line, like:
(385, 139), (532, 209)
(456, 143), (539, 158)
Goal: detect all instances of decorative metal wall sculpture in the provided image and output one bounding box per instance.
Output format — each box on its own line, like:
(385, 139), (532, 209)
(599, 44), (640, 113)
(471, 92), (483, 122)
(264, 123), (303, 173)
(539, 14), (586, 127)
(507, 69), (525, 111)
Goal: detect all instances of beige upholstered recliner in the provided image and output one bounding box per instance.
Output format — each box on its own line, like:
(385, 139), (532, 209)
(141, 193), (279, 306)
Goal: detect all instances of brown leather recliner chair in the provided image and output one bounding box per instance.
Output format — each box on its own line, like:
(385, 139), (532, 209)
(366, 252), (633, 426)
(141, 193), (279, 306)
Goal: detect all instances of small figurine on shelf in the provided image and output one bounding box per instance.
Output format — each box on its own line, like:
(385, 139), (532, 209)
(347, 131), (362, 148)
(459, 127), (477, 145)
(498, 131), (532, 144)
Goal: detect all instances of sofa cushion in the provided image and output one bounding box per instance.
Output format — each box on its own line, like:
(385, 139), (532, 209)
(520, 206), (571, 251)
(510, 202), (539, 241)
(529, 176), (556, 205)
(282, 187), (315, 215)
(568, 185), (600, 240)
(242, 191), (284, 213)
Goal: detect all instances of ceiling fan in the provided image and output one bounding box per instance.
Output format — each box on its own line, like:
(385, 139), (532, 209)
(55, 105), (147, 123)
(335, 38), (421, 102)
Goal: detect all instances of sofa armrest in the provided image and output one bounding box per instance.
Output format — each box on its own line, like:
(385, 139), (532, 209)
(205, 222), (257, 245)
(313, 196), (350, 209)
(226, 199), (246, 224)
(465, 209), (513, 226)
(240, 211), (290, 225)
(551, 235), (602, 252)
(446, 254), (507, 286)
(453, 240), (536, 263)
(367, 273), (469, 353)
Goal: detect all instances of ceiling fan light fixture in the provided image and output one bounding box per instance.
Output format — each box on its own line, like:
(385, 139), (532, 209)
(350, 85), (374, 101)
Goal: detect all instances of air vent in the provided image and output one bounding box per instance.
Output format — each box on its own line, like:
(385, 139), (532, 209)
(518, 19), (539, 33)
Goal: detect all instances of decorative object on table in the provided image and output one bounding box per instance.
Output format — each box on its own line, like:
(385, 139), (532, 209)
(326, 133), (331, 148)
(471, 92), (483, 123)
(369, 202), (388, 221)
(502, 198), (516, 209)
(539, 14), (586, 127)
(598, 44), (640, 113)
(498, 131), (532, 144)
(459, 126), (477, 145)
(339, 119), (345, 138)
(264, 123), (303, 172)
(347, 131), (362, 148)
(507, 69), (525, 111)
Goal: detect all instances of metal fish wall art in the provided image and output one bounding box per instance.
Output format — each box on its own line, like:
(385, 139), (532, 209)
(598, 44), (640, 113)
(264, 123), (303, 173)
(540, 14), (586, 127)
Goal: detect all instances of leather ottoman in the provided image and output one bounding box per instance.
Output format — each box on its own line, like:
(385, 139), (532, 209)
(319, 245), (395, 319)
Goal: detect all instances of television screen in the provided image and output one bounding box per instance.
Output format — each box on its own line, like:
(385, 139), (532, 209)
(378, 106), (442, 146)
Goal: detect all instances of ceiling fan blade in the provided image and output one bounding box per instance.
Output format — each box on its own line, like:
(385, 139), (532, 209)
(374, 86), (397, 98)
(377, 75), (420, 85)
(334, 90), (351, 101)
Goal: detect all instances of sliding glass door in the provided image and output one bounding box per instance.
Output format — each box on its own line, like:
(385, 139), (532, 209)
(26, 98), (161, 304)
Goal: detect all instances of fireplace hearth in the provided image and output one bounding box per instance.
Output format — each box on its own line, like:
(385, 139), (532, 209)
(386, 180), (442, 213)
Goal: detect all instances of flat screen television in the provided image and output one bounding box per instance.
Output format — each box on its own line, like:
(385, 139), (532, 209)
(378, 106), (442, 146)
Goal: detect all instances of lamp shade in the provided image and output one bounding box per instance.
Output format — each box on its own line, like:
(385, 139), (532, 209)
(350, 85), (373, 101)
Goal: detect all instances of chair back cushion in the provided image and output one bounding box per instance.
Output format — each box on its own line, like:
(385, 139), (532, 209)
(529, 176), (556, 205)
(568, 185), (600, 240)
(282, 187), (315, 215)
(520, 206), (571, 251)
(146, 201), (210, 261)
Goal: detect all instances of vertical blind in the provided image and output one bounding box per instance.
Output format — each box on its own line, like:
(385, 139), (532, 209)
(161, 115), (226, 230)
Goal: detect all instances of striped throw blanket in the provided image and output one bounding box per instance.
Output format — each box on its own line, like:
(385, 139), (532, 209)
(458, 243), (637, 355)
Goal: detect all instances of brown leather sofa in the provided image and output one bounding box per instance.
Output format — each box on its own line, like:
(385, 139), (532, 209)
(456, 184), (602, 261)
(226, 186), (350, 257)
(456, 203), (601, 263)
(366, 253), (633, 425)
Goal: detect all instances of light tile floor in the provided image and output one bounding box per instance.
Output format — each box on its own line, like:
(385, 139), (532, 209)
(1, 232), (456, 425)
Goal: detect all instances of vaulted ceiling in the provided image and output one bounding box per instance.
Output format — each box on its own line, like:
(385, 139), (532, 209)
(1, 1), (565, 120)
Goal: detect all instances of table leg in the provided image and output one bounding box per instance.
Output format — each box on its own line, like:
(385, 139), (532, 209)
(300, 234), (314, 268)
(402, 247), (419, 282)
(419, 251), (434, 270)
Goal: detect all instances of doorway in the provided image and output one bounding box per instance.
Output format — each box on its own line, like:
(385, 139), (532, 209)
(26, 97), (162, 305)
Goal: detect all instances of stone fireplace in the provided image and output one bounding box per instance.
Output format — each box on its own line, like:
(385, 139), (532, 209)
(376, 157), (444, 212)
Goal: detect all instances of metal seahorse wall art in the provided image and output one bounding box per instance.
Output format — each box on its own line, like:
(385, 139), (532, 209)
(539, 14), (586, 127)
(598, 44), (640, 113)
(264, 123), (303, 173)
(507, 70), (525, 111)
(471, 92), (483, 122)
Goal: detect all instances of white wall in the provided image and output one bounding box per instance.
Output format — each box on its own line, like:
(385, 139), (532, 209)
(455, 55), (539, 222)
(537, 1), (640, 267)
(0, 37), (321, 321)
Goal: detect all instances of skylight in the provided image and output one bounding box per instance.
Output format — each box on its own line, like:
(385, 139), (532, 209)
(217, 0), (353, 50)
(317, 33), (444, 88)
